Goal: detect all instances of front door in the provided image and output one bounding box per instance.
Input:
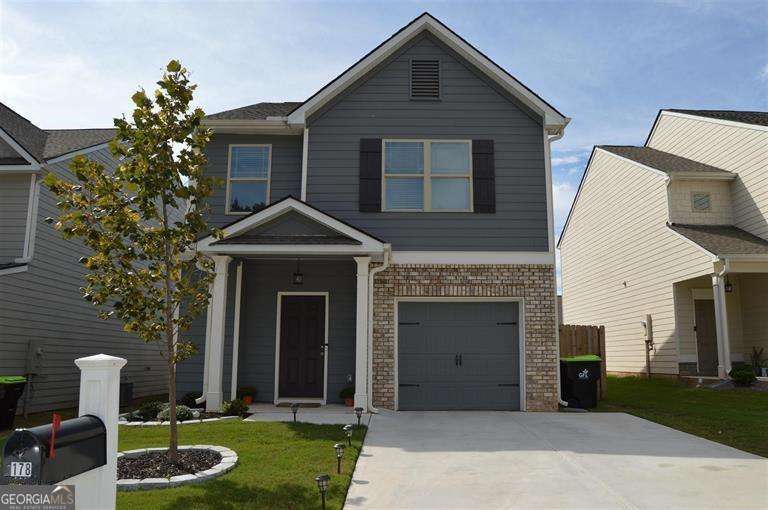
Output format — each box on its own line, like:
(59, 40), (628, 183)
(278, 295), (326, 399)
(694, 299), (718, 376)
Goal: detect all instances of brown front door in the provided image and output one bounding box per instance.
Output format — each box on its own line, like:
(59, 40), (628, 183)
(694, 299), (718, 376)
(278, 295), (326, 399)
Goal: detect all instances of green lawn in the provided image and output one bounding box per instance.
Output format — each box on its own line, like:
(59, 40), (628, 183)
(117, 420), (365, 510)
(596, 376), (768, 457)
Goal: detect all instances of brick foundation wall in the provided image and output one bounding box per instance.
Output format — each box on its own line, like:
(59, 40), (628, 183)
(371, 264), (558, 411)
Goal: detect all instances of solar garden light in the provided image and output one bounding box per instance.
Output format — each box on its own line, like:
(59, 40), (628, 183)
(334, 442), (346, 474)
(315, 474), (330, 510)
(291, 402), (300, 422)
(354, 407), (364, 427)
(343, 424), (353, 446)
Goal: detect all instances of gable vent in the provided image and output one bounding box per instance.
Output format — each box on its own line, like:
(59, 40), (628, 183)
(410, 59), (440, 99)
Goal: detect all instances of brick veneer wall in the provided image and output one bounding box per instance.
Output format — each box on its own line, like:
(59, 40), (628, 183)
(371, 264), (558, 411)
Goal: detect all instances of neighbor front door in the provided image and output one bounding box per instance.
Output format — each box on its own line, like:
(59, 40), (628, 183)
(694, 299), (718, 376)
(278, 295), (326, 399)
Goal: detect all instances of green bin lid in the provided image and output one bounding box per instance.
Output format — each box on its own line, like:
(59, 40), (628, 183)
(0, 375), (27, 384)
(560, 354), (602, 363)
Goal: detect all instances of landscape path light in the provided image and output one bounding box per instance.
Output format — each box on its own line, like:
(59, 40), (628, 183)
(343, 424), (353, 446)
(315, 474), (330, 510)
(354, 407), (364, 427)
(334, 442), (346, 474)
(291, 402), (299, 422)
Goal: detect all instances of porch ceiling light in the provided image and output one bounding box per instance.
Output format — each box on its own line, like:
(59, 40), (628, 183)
(354, 407), (364, 427)
(334, 442), (346, 473)
(293, 258), (304, 285)
(291, 402), (300, 422)
(315, 474), (330, 510)
(343, 424), (353, 446)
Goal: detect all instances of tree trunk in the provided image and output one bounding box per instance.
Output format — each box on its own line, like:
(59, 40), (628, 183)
(166, 310), (178, 463)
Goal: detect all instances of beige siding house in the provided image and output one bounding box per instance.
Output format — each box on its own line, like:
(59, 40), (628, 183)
(559, 110), (768, 378)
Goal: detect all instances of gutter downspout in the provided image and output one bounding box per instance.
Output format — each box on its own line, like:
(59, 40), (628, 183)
(547, 127), (569, 408)
(366, 244), (391, 413)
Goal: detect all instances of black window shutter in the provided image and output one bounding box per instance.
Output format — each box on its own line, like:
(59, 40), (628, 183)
(472, 140), (495, 213)
(359, 139), (382, 212)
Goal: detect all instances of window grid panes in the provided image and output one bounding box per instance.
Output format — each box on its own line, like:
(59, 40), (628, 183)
(383, 140), (472, 211)
(228, 145), (271, 213)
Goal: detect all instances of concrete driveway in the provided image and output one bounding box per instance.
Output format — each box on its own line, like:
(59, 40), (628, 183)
(345, 411), (767, 509)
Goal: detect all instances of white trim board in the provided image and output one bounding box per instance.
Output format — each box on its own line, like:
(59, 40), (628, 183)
(392, 297), (526, 411)
(229, 262), (244, 400)
(273, 291), (330, 405)
(45, 142), (112, 165)
(0, 264), (28, 276)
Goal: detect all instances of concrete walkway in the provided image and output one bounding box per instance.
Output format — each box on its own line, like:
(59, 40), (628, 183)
(345, 411), (767, 509)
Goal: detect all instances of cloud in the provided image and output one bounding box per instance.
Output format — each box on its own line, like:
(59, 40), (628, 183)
(551, 155), (581, 166)
(552, 180), (577, 234)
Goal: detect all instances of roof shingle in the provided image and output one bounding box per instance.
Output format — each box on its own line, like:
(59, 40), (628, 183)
(43, 129), (116, 159)
(599, 146), (733, 177)
(205, 102), (302, 120)
(665, 109), (768, 127)
(669, 223), (768, 256)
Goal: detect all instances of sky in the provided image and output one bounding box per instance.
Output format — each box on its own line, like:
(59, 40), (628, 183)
(1, 0), (767, 287)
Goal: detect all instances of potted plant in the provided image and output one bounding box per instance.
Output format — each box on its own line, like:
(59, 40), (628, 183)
(236, 386), (258, 405)
(339, 387), (355, 407)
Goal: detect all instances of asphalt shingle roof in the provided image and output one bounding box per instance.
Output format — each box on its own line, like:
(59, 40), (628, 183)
(205, 102), (302, 120)
(599, 146), (733, 177)
(0, 102), (116, 163)
(669, 223), (768, 256)
(665, 109), (768, 127)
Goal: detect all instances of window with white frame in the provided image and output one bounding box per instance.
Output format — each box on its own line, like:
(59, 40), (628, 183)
(227, 145), (271, 214)
(383, 140), (472, 211)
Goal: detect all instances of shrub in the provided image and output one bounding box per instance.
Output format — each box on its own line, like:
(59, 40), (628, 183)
(158, 405), (194, 422)
(730, 366), (757, 387)
(136, 400), (164, 421)
(222, 399), (248, 417)
(339, 387), (355, 399)
(236, 386), (258, 399)
(177, 392), (199, 408)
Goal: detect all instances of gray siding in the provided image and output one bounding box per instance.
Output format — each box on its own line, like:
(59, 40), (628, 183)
(203, 134), (302, 229)
(0, 174), (30, 262)
(306, 33), (549, 251)
(0, 147), (169, 413)
(177, 259), (356, 404)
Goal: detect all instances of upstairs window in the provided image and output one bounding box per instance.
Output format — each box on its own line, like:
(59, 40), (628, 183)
(227, 145), (271, 214)
(410, 59), (440, 99)
(383, 140), (472, 212)
(692, 192), (711, 212)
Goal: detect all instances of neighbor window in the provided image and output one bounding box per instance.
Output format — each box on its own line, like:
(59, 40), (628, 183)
(227, 145), (271, 214)
(383, 140), (472, 211)
(692, 192), (711, 212)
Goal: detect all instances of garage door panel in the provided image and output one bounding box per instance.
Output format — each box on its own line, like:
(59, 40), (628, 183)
(398, 301), (520, 411)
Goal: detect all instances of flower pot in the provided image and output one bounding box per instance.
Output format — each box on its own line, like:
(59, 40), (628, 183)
(242, 396), (253, 405)
(344, 397), (354, 407)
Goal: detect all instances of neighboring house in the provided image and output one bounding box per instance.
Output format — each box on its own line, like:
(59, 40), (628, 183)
(559, 109), (768, 379)
(0, 102), (169, 413)
(178, 13), (569, 412)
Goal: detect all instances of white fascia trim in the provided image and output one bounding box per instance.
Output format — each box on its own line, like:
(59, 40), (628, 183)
(665, 224), (718, 260)
(44, 142), (111, 165)
(669, 172), (736, 182)
(0, 127), (39, 165)
(659, 111), (768, 133)
(205, 244), (382, 255)
(286, 14), (567, 129)
(301, 128), (309, 201)
(391, 251), (555, 265)
(0, 264), (28, 276)
(723, 254), (768, 262)
(201, 119), (303, 134)
(197, 197), (385, 253)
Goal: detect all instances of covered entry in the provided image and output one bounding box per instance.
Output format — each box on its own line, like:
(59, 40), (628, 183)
(397, 300), (521, 410)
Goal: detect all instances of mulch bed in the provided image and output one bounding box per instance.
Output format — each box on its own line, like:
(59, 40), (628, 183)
(118, 449), (221, 479)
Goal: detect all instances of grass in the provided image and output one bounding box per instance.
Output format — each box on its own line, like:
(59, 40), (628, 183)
(596, 376), (768, 457)
(116, 420), (366, 510)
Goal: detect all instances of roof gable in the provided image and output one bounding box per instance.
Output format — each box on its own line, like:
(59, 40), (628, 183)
(216, 210), (360, 246)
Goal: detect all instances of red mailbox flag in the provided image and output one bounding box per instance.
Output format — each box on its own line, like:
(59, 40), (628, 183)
(50, 413), (62, 459)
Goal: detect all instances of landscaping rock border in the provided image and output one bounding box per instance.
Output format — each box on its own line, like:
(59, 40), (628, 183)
(119, 415), (241, 426)
(117, 445), (238, 491)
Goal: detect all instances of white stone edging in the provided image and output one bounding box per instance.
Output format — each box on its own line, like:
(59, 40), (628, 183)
(117, 445), (238, 491)
(118, 415), (240, 426)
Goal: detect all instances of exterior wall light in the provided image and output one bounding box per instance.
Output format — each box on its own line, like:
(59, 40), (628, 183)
(315, 474), (330, 510)
(334, 442), (346, 474)
(725, 278), (733, 293)
(293, 259), (304, 285)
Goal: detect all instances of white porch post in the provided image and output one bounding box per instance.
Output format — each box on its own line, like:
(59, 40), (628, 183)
(206, 255), (231, 411)
(353, 256), (371, 409)
(712, 274), (732, 378)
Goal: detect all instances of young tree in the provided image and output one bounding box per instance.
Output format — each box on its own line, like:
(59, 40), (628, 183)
(45, 60), (219, 462)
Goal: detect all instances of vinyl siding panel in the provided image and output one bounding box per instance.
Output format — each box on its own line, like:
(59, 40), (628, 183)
(203, 134), (302, 229)
(648, 114), (768, 239)
(0, 147), (169, 413)
(560, 150), (714, 375)
(306, 33), (548, 251)
(0, 174), (30, 262)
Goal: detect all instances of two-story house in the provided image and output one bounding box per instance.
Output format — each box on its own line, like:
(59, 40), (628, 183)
(179, 13), (569, 412)
(0, 102), (170, 413)
(559, 109), (768, 379)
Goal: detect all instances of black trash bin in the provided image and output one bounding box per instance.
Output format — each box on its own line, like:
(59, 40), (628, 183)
(560, 355), (601, 409)
(0, 376), (27, 430)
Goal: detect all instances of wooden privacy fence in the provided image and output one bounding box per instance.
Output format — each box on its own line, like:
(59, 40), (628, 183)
(560, 324), (607, 399)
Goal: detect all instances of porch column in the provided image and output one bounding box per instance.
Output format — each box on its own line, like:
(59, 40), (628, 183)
(206, 255), (232, 411)
(712, 274), (732, 378)
(353, 256), (371, 409)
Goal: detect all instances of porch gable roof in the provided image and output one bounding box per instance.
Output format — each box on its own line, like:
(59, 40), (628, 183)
(198, 196), (386, 254)
(668, 223), (768, 257)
